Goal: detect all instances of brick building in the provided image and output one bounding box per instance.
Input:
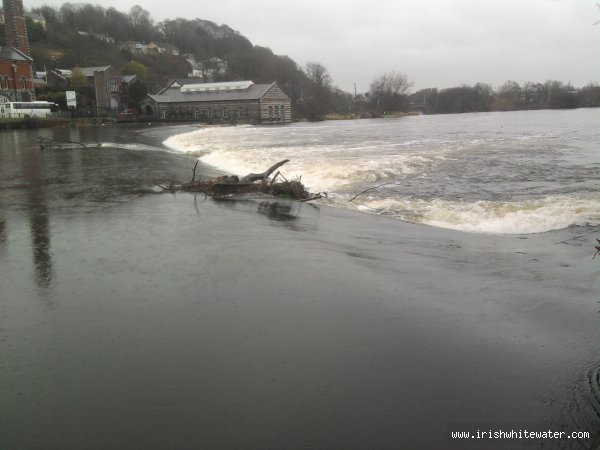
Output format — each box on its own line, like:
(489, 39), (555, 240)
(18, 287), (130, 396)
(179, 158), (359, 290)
(0, 46), (34, 101)
(2, 0), (29, 55)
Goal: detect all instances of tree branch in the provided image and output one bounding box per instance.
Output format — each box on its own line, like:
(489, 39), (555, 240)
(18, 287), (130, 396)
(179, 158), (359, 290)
(240, 159), (290, 182)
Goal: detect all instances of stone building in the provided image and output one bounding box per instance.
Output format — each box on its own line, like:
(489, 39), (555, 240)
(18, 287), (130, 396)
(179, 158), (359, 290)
(144, 80), (291, 123)
(70, 66), (122, 112)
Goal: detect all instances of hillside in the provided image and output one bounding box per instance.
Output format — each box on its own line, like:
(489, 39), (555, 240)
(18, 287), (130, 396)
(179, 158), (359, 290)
(10, 3), (350, 119)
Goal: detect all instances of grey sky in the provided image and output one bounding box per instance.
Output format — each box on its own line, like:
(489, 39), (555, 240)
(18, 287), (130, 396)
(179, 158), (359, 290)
(26, 0), (600, 93)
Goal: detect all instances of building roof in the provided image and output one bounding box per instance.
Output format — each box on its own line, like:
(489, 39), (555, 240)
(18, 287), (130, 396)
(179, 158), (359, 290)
(25, 12), (46, 22)
(122, 75), (137, 84)
(156, 78), (206, 95)
(33, 76), (47, 86)
(52, 69), (71, 78)
(74, 66), (113, 77)
(149, 82), (278, 103)
(149, 42), (178, 52)
(181, 80), (254, 93)
(0, 46), (33, 62)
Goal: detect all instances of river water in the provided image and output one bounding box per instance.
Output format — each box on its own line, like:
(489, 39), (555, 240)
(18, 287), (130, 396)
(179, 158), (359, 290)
(165, 108), (599, 234)
(0, 111), (599, 448)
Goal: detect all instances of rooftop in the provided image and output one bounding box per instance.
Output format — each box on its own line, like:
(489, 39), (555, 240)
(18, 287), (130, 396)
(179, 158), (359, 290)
(0, 46), (33, 62)
(149, 82), (277, 103)
(181, 81), (254, 93)
(74, 66), (112, 77)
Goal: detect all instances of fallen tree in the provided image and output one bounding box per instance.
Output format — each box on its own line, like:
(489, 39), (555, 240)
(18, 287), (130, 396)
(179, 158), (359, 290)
(159, 159), (325, 202)
(38, 137), (102, 149)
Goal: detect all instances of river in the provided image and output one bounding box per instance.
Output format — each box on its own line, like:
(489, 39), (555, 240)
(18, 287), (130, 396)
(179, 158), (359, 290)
(165, 108), (599, 234)
(0, 110), (598, 448)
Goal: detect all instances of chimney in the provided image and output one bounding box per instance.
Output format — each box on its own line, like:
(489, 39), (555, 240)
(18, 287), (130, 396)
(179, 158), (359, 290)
(3, 0), (30, 55)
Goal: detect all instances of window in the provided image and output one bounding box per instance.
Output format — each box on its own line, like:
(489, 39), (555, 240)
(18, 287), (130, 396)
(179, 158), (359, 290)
(268, 105), (273, 118)
(21, 76), (27, 89)
(223, 108), (228, 118)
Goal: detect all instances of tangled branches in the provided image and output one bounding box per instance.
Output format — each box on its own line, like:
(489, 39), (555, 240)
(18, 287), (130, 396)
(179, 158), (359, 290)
(159, 159), (325, 202)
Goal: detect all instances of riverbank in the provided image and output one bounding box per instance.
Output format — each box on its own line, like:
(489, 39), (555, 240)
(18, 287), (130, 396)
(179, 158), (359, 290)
(0, 124), (598, 449)
(0, 112), (417, 131)
(0, 116), (111, 131)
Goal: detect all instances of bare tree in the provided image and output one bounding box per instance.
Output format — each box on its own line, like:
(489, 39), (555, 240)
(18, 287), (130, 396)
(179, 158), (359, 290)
(304, 62), (331, 90)
(128, 5), (154, 41)
(369, 71), (413, 112)
(303, 62), (333, 119)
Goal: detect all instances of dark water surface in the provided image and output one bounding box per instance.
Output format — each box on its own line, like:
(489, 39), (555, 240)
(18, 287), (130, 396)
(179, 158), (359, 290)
(1, 124), (599, 449)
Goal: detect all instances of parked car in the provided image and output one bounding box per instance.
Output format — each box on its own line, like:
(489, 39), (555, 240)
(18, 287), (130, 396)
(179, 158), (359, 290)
(118, 108), (137, 117)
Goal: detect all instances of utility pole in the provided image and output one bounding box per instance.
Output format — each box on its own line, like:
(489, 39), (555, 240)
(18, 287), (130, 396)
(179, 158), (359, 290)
(353, 83), (357, 116)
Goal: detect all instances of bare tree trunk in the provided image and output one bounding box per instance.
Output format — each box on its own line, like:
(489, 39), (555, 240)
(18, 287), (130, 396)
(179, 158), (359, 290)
(240, 159), (290, 182)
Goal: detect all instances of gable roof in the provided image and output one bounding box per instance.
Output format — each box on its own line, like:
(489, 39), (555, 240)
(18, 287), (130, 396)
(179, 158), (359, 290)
(50, 69), (70, 79)
(149, 82), (279, 103)
(0, 46), (33, 62)
(25, 12), (46, 22)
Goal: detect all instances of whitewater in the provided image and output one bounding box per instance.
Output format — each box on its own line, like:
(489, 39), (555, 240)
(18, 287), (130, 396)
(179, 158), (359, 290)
(163, 108), (599, 234)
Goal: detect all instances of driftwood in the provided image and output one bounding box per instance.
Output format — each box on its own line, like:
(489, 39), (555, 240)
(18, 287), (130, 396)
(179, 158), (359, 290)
(240, 159), (290, 182)
(159, 159), (325, 202)
(38, 137), (101, 150)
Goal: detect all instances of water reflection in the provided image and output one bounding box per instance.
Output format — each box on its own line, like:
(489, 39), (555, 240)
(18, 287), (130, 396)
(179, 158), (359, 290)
(257, 201), (298, 222)
(0, 133), (8, 253)
(210, 196), (319, 231)
(0, 218), (5, 247)
(182, 192), (321, 230)
(20, 138), (54, 289)
(0, 130), (54, 290)
(29, 210), (53, 289)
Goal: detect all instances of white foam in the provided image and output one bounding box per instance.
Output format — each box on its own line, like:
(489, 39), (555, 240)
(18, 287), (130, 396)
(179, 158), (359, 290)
(356, 195), (600, 234)
(163, 128), (439, 191)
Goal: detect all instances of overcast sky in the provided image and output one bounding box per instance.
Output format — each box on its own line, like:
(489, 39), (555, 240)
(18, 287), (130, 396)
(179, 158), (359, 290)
(26, 0), (600, 93)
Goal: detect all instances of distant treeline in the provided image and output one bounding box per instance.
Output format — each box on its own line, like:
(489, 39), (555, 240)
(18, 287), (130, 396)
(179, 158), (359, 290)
(408, 80), (600, 114)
